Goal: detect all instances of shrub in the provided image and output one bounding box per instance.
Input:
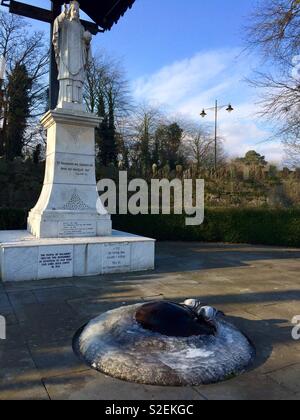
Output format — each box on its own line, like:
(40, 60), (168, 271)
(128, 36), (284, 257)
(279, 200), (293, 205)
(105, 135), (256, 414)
(1, 207), (299, 247)
(0, 208), (28, 230)
(113, 208), (300, 247)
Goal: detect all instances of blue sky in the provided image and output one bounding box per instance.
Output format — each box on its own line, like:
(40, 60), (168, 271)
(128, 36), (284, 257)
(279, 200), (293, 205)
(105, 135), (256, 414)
(0, 0), (283, 162)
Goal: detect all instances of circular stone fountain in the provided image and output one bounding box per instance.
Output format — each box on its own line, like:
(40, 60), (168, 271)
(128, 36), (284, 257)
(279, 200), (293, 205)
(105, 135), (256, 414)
(74, 300), (255, 386)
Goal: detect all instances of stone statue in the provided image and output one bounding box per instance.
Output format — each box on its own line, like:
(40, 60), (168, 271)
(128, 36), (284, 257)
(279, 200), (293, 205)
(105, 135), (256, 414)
(53, 1), (92, 110)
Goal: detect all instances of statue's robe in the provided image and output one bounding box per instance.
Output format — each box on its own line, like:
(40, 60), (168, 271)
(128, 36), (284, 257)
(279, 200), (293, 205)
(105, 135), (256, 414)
(53, 15), (91, 106)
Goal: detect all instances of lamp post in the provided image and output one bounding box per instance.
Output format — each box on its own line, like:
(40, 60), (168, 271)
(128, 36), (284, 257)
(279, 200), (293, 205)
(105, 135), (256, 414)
(0, 55), (6, 156)
(200, 100), (234, 172)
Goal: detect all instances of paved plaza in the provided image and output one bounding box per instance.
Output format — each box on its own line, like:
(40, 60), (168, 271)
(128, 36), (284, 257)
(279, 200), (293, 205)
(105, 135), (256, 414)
(0, 242), (299, 400)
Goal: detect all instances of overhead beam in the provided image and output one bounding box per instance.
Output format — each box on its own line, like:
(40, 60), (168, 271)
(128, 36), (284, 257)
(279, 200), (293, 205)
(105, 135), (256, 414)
(1, 1), (101, 34)
(9, 0), (53, 23)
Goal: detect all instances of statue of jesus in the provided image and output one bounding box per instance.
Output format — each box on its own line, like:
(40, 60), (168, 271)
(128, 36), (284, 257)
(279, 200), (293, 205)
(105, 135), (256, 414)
(53, 1), (92, 110)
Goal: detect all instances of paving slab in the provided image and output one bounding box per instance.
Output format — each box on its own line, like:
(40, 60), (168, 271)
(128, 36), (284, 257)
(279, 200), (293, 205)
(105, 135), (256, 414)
(30, 339), (87, 378)
(8, 290), (38, 311)
(266, 364), (300, 394)
(195, 372), (293, 400)
(43, 369), (205, 401)
(33, 286), (88, 304)
(3, 278), (74, 292)
(0, 242), (300, 400)
(0, 348), (49, 400)
(11, 302), (82, 346)
(0, 323), (27, 351)
(0, 305), (18, 326)
(68, 298), (144, 325)
(0, 292), (11, 310)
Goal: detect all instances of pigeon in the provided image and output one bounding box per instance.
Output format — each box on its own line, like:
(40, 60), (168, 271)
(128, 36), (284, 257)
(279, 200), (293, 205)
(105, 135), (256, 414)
(198, 306), (225, 325)
(183, 299), (203, 316)
(183, 299), (225, 329)
(183, 299), (201, 310)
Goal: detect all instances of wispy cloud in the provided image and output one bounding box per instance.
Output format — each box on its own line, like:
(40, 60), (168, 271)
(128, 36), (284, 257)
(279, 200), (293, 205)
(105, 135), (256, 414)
(132, 48), (283, 163)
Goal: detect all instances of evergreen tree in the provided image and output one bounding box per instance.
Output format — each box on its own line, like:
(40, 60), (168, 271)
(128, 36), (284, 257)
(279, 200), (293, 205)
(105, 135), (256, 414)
(96, 91), (118, 167)
(152, 132), (160, 166)
(140, 114), (152, 173)
(0, 87), (5, 156)
(5, 63), (31, 161)
(107, 89), (118, 165)
(155, 123), (184, 170)
(33, 143), (42, 164)
(96, 93), (108, 164)
(237, 151), (268, 167)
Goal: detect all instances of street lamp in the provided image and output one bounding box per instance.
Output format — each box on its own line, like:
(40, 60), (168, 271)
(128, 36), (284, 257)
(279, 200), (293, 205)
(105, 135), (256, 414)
(0, 56), (6, 156)
(200, 100), (234, 172)
(0, 56), (5, 81)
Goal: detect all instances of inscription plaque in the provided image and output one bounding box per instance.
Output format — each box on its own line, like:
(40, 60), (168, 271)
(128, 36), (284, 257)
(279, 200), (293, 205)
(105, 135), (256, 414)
(38, 246), (73, 278)
(58, 221), (97, 238)
(56, 160), (94, 179)
(103, 243), (131, 273)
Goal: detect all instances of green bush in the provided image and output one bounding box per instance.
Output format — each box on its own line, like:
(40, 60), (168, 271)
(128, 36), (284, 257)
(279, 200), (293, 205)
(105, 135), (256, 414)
(0, 208), (28, 230)
(113, 208), (300, 247)
(1, 207), (299, 247)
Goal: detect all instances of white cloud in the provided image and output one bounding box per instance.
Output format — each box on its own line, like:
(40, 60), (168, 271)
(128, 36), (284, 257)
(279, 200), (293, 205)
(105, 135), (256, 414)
(133, 48), (240, 106)
(132, 48), (283, 163)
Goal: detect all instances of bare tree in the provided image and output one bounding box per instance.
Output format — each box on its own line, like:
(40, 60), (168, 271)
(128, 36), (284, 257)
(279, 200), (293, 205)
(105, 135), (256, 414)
(0, 11), (49, 157)
(245, 0), (300, 165)
(85, 53), (132, 122)
(124, 104), (163, 172)
(184, 123), (227, 172)
(246, 0), (300, 62)
(0, 11), (49, 118)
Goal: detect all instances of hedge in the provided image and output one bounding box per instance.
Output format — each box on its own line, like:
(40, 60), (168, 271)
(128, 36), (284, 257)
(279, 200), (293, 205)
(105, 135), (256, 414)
(0, 208), (28, 231)
(113, 209), (300, 247)
(0, 207), (300, 247)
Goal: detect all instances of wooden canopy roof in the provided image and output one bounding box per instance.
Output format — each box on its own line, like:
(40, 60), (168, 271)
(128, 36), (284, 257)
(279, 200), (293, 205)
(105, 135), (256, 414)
(53, 0), (136, 30)
(1, 0), (136, 31)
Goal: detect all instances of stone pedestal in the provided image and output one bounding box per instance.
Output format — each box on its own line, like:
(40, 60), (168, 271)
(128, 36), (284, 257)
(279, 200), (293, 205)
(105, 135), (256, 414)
(0, 108), (156, 282)
(0, 230), (155, 282)
(28, 109), (112, 239)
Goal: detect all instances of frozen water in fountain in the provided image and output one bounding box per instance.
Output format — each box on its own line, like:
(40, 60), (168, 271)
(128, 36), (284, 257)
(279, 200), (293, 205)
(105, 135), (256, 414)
(74, 301), (255, 386)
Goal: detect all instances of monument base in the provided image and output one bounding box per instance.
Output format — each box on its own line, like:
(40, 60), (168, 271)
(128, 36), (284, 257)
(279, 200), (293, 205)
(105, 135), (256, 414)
(0, 230), (155, 282)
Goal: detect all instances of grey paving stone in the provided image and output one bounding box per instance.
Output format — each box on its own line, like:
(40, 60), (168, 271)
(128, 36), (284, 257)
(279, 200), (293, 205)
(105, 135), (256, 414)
(0, 348), (49, 400)
(4, 278), (74, 292)
(12, 302), (82, 346)
(195, 372), (293, 400)
(0, 305), (18, 326)
(0, 324), (27, 351)
(245, 301), (300, 324)
(8, 290), (38, 311)
(0, 292), (11, 310)
(44, 369), (204, 401)
(30, 339), (87, 378)
(267, 364), (300, 394)
(1, 242), (300, 400)
(33, 286), (88, 304)
(13, 300), (78, 324)
(284, 394), (300, 400)
(67, 298), (120, 319)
